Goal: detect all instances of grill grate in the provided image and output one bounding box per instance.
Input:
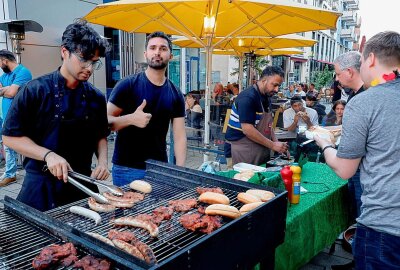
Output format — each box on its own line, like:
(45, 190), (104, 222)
(46, 176), (244, 264)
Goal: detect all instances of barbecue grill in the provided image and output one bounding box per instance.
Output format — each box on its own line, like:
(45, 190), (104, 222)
(1, 160), (287, 269)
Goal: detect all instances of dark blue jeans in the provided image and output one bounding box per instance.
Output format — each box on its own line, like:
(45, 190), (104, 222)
(348, 169), (362, 219)
(354, 224), (400, 270)
(112, 164), (145, 187)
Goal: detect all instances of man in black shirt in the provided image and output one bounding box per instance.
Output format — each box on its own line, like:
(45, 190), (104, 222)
(2, 21), (110, 211)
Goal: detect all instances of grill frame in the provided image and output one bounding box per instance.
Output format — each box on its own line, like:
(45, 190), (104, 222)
(2, 160), (287, 270)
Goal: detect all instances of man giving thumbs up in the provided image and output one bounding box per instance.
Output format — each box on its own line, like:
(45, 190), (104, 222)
(107, 31), (187, 186)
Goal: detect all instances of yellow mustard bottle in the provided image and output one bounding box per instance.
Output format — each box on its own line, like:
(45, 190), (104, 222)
(290, 163), (302, 204)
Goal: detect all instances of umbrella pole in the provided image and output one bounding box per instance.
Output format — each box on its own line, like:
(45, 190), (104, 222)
(203, 46), (212, 162)
(238, 55), (244, 92)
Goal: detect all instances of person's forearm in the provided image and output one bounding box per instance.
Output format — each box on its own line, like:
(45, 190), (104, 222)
(271, 129), (278, 142)
(108, 114), (133, 131)
(174, 136), (187, 167)
(96, 138), (108, 167)
(3, 87), (17, 98)
(2, 135), (53, 161)
(286, 121), (298, 132)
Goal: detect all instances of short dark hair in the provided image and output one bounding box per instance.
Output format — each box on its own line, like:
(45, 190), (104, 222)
(146, 31), (172, 52)
(290, 95), (303, 105)
(260, 66), (284, 79)
(305, 93), (317, 102)
(61, 20), (110, 60)
(0, 50), (16, 62)
(310, 83), (315, 88)
(363, 31), (400, 67)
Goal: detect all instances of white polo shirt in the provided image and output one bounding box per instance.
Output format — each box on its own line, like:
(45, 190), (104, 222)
(283, 107), (319, 129)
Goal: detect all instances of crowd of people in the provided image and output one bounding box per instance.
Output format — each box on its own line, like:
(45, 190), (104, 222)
(0, 18), (398, 268)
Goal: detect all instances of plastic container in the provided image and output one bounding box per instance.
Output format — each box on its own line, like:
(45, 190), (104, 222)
(280, 166), (293, 203)
(290, 163), (302, 204)
(233, 162), (267, 173)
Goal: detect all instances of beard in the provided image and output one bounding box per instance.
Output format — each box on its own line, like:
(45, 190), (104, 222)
(147, 57), (168, 70)
(1, 66), (11, 73)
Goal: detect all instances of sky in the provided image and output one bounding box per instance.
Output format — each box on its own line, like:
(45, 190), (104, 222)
(358, 0), (400, 40)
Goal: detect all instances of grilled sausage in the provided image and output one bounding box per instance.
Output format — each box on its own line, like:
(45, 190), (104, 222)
(133, 240), (157, 264)
(108, 200), (135, 208)
(112, 239), (145, 260)
(70, 206), (102, 225)
(114, 217), (159, 237)
(129, 180), (152, 194)
(86, 232), (115, 246)
(88, 197), (116, 213)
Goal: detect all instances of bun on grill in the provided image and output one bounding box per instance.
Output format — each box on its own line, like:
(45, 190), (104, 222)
(199, 192), (230, 205)
(237, 192), (262, 204)
(205, 204), (240, 219)
(239, 202), (264, 215)
(246, 189), (275, 202)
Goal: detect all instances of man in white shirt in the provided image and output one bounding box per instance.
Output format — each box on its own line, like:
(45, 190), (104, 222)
(283, 96), (319, 132)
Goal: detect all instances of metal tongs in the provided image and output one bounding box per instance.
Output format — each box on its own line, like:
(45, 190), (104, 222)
(68, 171), (124, 196)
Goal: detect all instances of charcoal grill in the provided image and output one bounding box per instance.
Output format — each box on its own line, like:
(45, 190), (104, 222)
(1, 160), (287, 270)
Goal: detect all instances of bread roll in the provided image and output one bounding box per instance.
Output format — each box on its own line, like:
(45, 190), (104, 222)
(199, 192), (230, 205)
(246, 189), (275, 202)
(129, 180), (152, 193)
(237, 192), (262, 204)
(233, 170), (255, 181)
(205, 204), (240, 219)
(239, 202), (264, 215)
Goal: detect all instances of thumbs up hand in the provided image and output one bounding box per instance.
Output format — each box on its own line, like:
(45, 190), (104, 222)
(130, 99), (152, 128)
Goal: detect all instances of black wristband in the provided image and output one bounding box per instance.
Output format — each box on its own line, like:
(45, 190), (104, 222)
(321, 145), (335, 154)
(43, 150), (53, 162)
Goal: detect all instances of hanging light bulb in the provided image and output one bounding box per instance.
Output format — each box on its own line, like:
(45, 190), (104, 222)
(238, 38), (244, 47)
(203, 15), (216, 36)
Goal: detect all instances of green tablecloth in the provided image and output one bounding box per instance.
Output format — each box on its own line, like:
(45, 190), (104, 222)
(217, 162), (351, 270)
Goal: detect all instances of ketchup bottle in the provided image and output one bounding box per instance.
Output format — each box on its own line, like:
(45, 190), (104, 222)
(280, 166), (293, 203)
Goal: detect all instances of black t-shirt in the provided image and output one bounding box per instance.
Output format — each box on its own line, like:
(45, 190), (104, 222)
(109, 72), (185, 169)
(347, 85), (365, 102)
(225, 85), (270, 141)
(2, 70), (109, 173)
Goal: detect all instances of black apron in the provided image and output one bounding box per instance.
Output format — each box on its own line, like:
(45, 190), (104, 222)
(230, 85), (274, 166)
(17, 75), (99, 211)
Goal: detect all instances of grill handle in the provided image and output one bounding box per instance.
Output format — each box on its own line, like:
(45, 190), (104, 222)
(68, 171), (124, 196)
(67, 176), (109, 204)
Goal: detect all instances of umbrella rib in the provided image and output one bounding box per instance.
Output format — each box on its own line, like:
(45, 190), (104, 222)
(272, 6), (336, 29)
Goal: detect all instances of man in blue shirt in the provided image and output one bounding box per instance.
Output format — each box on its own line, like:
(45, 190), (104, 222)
(0, 50), (32, 186)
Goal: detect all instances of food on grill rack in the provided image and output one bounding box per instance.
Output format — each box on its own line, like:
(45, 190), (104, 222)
(108, 229), (157, 264)
(103, 191), (144, 203)
(246, 189), (275, 202)
(179, 213), (222, 234)
(32, 242), (78, 269)
(205, 204), (240, 219)
(108, 229), (137, 242)
(237, 192), (262, 204)
(112, 239), (145, 260)
(168, 198), (198, 212)
(86, 232), (115, 246)
(197, 205), (206, 214)
(135, 206), (174, 225)
(134, 240), (157, 264)
(198, 191), (230, 205)
(233, 170), (255, 181)
(196, 187), (224, 195)
(239, 202), (265, 215)
(70, 206), (102, 225)
(108, 200), (135, 208)
(114, 216), (159, 237)
(129, 180), (152, 193)
(73, 255), (111, 270)
(88, 198), (116, 213)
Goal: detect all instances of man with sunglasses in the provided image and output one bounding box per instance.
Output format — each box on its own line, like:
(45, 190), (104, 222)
(2, 21), (110, 211)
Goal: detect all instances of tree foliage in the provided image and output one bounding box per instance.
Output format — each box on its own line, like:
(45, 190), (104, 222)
(311, 65), (335, 90)
(230, 55), (270, 79)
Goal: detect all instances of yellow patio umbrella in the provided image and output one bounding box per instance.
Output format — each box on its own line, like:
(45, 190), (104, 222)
(84, 0), (340, 160)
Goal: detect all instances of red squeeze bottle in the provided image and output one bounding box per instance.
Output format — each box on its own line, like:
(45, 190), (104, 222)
(280, 165), (293, 203)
